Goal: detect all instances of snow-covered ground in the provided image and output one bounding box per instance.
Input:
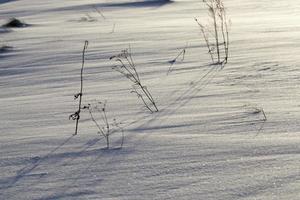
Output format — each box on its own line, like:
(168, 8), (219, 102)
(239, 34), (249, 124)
(1, 0), (300, 199)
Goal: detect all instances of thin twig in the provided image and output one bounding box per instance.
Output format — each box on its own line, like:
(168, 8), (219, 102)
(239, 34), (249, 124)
(93, 6), (106, 20)
(70, 41), (88, 135)
(167, 45), (187, 75)
(110, 23), (116, 34)
(195, 18), (214, 63)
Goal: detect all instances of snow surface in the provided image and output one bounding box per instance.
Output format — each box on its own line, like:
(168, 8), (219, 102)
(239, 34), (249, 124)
(1, 0), (300, 199)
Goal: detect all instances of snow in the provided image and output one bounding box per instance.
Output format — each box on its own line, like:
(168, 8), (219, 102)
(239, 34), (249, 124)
(1, 0), (300, 199)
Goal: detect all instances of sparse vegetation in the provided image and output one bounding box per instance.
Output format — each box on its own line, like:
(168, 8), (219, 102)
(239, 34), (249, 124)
(83, 101), (124, 149)
(110, 48), (158, 113)
(195, 0), (229, 65)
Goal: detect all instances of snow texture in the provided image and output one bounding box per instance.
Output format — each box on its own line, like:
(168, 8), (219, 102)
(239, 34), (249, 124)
(1, 0), (300, 199)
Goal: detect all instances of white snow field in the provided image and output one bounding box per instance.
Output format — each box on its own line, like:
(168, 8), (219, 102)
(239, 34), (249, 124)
(1, 0), (300, 199)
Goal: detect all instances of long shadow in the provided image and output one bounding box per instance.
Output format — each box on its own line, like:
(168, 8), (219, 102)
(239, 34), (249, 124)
(35, 190), (96, 200)
(101, 64), (224, 162)
(1, 134), (110, 200)
(49, 0), (173, 13)
(39, 64), (224, 199)
(87, 65), (219, 150)
(0, 0), (17, 4)
(2, 135), (75, 189)
(135, 64), (223, 130)
(99, 0), (173, 8)
(40, 139), (132, 200)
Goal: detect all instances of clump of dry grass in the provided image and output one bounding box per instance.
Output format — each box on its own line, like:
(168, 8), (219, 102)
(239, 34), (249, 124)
(110, 48), (158, 113)
(195, 0), (229, 66)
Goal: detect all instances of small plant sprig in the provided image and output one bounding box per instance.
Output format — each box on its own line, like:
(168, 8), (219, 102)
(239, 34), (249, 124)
(249, 107), (267, 122)
(93, 5), (106, 20)
(69, 40), (89, 135)
(167, 45), (187, 75)
(110, 48), (158, 113)
(195, 0), (229, 65)
(83, 101), (124, 149)
(246, 106), (267, 136)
